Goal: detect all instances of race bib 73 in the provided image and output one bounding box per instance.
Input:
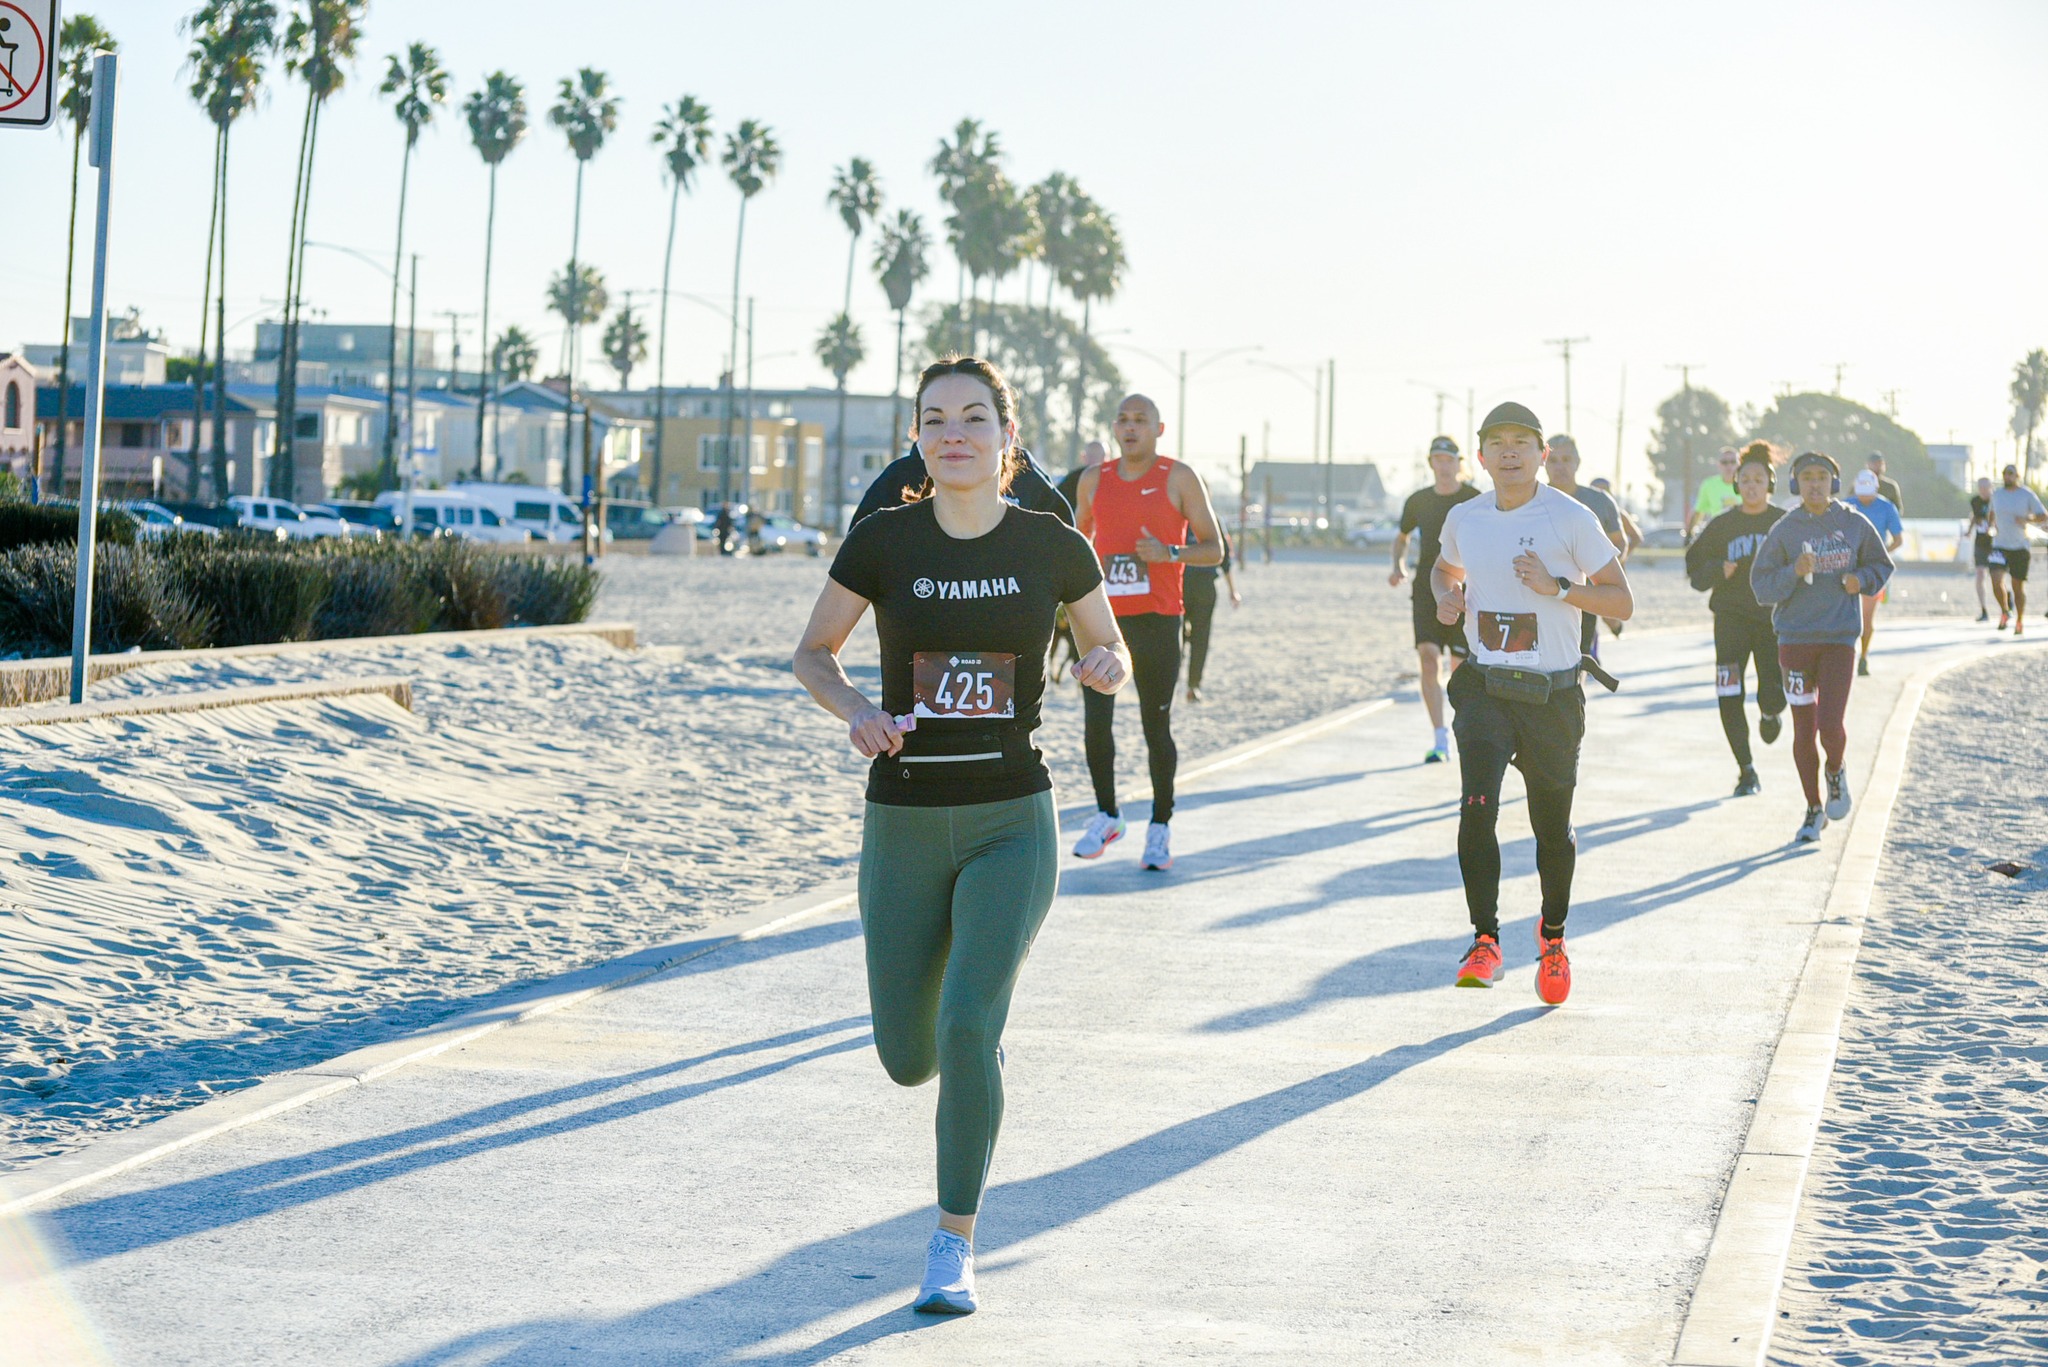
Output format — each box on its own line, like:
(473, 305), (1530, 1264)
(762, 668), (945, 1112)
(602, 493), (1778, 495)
(913, 652), (1017, 720)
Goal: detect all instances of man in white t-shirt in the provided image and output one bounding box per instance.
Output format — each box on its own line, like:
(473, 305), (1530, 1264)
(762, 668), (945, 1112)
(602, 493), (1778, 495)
(1430, 401), (1634, 1005)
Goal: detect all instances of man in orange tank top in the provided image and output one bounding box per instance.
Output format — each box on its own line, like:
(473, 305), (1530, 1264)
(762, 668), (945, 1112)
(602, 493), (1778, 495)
(1071, 393), (1227, 870)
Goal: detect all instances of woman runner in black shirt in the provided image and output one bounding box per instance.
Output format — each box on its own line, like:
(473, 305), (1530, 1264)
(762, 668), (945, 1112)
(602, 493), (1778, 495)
(793, 356), (1129, 1316)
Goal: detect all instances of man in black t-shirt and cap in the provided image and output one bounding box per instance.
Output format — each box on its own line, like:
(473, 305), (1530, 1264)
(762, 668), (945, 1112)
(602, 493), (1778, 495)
(1390, 435), (1480, 763)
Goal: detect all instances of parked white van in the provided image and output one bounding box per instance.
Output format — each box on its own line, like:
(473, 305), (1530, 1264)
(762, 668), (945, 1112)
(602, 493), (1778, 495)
(447, 482), (592, 544)
(226, 496), (353, 540)
(371, 490), (532, 544)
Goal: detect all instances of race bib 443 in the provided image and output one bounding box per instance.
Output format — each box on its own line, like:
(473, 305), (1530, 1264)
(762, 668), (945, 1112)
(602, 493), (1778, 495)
(1103, 553), (1149, 598)
(913, 652), (1017, 720)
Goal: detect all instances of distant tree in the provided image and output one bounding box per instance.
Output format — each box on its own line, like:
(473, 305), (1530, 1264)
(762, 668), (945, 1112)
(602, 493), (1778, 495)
(718, 118), (781, 503)
(547, 66), (620, 491)
(375, 42), (449, 492)
(1645, 384), (1736, 517)
(464, 71), (528, 478)
(547, 264), (608, 334)
(2011, 349), (2048, 481)
(823, 159), (883, 526)
(602, 304), (648, 389)
(493, 326), (539, 384)
(1060, 200), (1127, 463)
(929, 118), (1000, 348)
(1748, 391), (1963, 516)
(873, 208), (931, 444)
(649, 94), (713, 503)
(49, 12), (118, 498)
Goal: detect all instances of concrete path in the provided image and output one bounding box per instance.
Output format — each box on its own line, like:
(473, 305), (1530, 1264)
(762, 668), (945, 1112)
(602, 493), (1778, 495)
(5, 622), (1992, 1365)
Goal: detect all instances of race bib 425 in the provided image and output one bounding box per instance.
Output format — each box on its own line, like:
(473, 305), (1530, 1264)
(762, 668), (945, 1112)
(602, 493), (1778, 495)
(913, 652), (1018, 720)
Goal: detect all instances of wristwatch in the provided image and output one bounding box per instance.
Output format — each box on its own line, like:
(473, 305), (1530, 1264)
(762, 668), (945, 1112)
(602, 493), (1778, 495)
(1555, 575), (1572, 599)
(1168, 545), (1181, 562)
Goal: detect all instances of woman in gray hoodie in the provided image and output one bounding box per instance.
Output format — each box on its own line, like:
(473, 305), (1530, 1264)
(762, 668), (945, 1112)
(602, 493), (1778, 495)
(1750, 451), (1895, 842)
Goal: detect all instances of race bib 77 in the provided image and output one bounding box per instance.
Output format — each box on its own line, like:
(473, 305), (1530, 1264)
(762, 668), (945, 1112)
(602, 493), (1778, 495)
(913, 652), (1017, 720)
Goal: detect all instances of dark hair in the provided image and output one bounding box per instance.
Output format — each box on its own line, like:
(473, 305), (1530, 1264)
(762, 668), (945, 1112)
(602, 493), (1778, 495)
(1739, 440), (1779, 470)
(901, 355), (1023, 502)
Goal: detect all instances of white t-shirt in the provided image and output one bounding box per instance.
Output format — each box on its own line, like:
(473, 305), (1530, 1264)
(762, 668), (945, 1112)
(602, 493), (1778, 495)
(1438, 484), (1619, 673)
(1990, 485), (2046, 550)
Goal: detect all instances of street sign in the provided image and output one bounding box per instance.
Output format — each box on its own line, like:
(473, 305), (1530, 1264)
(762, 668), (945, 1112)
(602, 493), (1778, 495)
(0, 0), (58, 130)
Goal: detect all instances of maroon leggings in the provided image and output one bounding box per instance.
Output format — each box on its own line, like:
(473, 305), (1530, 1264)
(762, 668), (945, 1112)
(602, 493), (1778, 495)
(1777, 642), (1856, 806)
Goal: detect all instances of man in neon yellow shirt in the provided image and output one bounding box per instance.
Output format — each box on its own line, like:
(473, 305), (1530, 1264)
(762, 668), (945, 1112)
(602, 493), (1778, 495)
(1685, 447), (1742, 541)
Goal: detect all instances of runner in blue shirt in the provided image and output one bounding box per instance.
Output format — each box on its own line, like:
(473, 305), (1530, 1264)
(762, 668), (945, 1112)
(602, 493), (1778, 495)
(1848, 470), (1905, 676)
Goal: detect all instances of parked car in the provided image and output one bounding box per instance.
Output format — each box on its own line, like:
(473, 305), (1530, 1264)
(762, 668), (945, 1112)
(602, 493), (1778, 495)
(446, 481), (588, 543)
(1638, 522), (1687, 550)
(371, 490), (533, 544)
(1345, 518), (1400, 547)
(308, 499), (399, 538)
(753, 513), (827, 557)
(119, 500), (220, 539)
(602, 500), (671, 541)
(226, 496), (354, 540)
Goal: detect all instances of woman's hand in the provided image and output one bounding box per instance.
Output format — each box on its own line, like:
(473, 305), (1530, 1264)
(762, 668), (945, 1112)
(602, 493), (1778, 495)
(1072, 645), (1127, 694)
(1794, 548), (1818, 578)
(1722, 560), (1739, 580)
(847, 704), (906, 758)
(1840, 572), (1863, 595)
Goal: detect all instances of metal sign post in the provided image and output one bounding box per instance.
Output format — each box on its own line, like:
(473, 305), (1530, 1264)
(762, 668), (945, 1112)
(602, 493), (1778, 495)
(66, 48), (115, 705)
(0, 0), (59, 130)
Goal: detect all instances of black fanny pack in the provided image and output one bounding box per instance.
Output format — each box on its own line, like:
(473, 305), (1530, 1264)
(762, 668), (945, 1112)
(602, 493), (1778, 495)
(890, 723), (1039, 783)
(1480, 655), (1620, 705)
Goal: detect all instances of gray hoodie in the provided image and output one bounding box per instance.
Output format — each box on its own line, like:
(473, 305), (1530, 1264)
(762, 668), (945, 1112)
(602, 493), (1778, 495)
(1750, 500), (1896, 644)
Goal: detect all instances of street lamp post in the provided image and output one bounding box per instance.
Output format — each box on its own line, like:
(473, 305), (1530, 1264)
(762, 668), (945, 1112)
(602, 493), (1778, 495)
(1111, 341), (1260, 463)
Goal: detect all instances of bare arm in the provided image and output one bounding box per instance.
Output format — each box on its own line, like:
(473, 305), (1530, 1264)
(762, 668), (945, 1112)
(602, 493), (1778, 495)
(791, 579), (904, 758)
(1074, 467), (1100, 538)
(1430, 558), (1468, 624)
(1063, 585), (1131, 694)
(1136, 464), (1224, 567)
(1389, 530), (1413, 586)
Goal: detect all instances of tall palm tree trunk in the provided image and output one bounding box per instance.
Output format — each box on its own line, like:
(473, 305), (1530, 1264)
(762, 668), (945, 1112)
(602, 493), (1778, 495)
(211, 129), (233, 500)
(188, 125), (224, 500)
(475, 163), (499, 479)
(560, 159), (584, 496)
(722, 196), (748, 507)
(652, 175), (680, 505)
(274, 89), (317, 498)
(50, 117), (86, 499)
(1070, 297), (1091, 466)
(892, 306), (907, 457)
(381, 134), (414, 491)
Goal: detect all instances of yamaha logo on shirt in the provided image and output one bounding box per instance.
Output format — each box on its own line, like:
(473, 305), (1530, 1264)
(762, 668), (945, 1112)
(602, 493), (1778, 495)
(915, 575), (1023, 601)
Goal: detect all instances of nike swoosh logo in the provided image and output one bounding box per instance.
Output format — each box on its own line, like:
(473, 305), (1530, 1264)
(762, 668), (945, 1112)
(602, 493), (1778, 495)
(1140, 487), (1161, 495)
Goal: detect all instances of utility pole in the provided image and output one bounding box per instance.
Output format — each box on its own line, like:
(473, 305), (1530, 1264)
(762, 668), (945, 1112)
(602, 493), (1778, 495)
(439, 308), (476, 393)
(740, 296), (756, 511)
(1466, 389), (1475, 456)
(1832, 362), (1849, 396)
(1237, 434), (1248, 570)
(1880, 388), (1900, 418)
(403, 254), (420, 534)
(1613, 366), (1627, 494)
(1324, 358), (1336, 524)
(1311, 366), (1322, 464)
(1176, 349), (1187, 461)
(1546, 336), (1591, 434)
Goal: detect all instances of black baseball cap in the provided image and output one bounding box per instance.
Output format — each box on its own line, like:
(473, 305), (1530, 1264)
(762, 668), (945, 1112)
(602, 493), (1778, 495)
(1479, 401), (1543, 440)
(1428, 436), (1459, 456)
(1790, 451), (1838, 478)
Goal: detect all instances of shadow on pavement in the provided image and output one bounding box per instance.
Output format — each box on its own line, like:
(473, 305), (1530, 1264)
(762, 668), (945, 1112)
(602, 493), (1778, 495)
(380, 1008), (1546, 1366)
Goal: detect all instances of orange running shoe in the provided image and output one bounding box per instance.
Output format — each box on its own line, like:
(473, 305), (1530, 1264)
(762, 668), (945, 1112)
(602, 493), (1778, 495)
(1535, 926), (1572, 1005)
(1455, 934), (1503, 988)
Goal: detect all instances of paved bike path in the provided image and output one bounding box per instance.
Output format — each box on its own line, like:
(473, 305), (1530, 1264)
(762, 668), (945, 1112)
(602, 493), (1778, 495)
(9, 622), (1989, 1365)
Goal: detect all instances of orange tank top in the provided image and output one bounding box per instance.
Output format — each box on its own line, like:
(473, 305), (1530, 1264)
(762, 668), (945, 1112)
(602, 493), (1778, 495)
(1090, 456), (1188, 617)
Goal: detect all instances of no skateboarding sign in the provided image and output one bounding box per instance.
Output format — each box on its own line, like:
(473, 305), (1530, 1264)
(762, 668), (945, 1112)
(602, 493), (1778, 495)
(0, 0), (57, 131)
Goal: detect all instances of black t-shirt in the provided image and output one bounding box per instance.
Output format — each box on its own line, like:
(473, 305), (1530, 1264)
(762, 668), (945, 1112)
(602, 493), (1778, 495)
(1400, 483), (1481, 596)
(1056, 464), (1086, 520)
(829, 500), (1102, 807)
(1684, 504), (1786, 621)
(1184, 530), (1232, 582)
(850, 447), (1073, 530)
(1971, 494), (1993, 545)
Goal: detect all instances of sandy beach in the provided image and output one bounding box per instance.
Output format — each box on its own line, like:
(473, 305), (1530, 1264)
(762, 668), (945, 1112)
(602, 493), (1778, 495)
(0, 551), (1983, 1171)
(1772, 649), (2048, 1366)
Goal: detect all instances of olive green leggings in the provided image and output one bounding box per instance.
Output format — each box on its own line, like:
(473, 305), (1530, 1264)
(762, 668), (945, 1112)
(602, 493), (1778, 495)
(859, 790), (1059, 1216)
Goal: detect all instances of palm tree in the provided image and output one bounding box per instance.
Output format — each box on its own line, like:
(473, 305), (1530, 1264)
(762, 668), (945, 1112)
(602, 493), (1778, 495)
(929, 119), (998, 349)
(546, 67), (620, 494)
(2013, 350), (2048, 481)
(602, 304), (648, 389)
(649, 94), (712, 505)
(815, 315), (866, 506)
(272, 0), (366, 500)
(464, 72), (527, 479)
(547, 264), (609, 337)
(824, 158), (883, 525)
(718, 119), (781, 504)
(374, 42), (448, 492)
(493, 326), (539, 384)
(48, 13), (116, 500)
(183, 1), (276, 502)
(1029, 172), (1082, 318)
(872, 208), (930, 455)
(1062, 200), (1127, 463)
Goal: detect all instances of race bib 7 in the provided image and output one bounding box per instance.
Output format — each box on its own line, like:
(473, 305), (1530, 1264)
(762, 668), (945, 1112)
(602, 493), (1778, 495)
(1715, 664), (1744, 698)
(1475, 610), (1540, 665)
(1103, 553), (1149, 598)
(913, 652), (1017, 720)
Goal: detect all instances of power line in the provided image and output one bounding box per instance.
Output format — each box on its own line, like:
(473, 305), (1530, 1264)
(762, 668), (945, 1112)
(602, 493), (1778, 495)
(1545, 335), (1591, 433)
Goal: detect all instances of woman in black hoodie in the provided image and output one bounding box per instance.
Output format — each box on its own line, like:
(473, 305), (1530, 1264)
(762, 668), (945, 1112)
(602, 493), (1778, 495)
(1685, 443), (1787, 796)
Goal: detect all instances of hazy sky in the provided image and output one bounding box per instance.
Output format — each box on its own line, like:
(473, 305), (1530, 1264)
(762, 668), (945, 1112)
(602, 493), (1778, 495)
(3, 0), (2043, 499)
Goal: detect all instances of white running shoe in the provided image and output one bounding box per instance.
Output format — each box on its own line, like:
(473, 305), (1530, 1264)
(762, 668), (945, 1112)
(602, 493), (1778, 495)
(914, 1228), (977, 1315)
(1139, 822), (1173, 870)
(1072, 811), (1126, 859)
(1824, 764), (1852, 821)
(1796, 805), (1828, 843)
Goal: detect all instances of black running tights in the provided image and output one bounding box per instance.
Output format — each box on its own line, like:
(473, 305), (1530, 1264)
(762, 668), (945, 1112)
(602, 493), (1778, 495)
(1084, 611), (1181, 823)
(1714, 613), (1784, 769)
(1459, 780), (1577, 941)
